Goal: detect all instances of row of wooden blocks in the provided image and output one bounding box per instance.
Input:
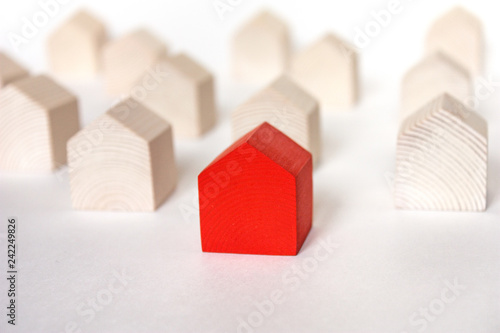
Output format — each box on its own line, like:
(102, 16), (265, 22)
(395, 7), (488, 212)
(47, 9), (360, 112)
(0, 6), (491, 256)
(233, 11), (358, 111)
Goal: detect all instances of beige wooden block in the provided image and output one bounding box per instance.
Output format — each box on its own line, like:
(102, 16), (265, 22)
(138, 53), (216, 138)
(232, 11), (290, 84)
(401, 52), (472, 120)
(231, 75), (321, 165)
(47, 10), (107, 78)
(395, 93), (487, 211)
(0, 52), (29, 88)
(0, 75), (80, 172)
(426, 6), (483, 76)
(68, 98), (176, 211)
(103, 29), (167, 95)
(290, 33), (358, 110)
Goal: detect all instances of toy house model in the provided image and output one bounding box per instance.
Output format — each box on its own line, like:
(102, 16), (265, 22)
(103, 29), (167, 95)
(231, 75), (321, 165)
(0, 75), (79, 172)
(232, 11), (290, 84)
(139, 53), (216, 138)
(68, 98), (176, 211)
(290, 33), (358, 110)
(198, 122), (312, 255)
(395, 93), (487, 211)
(47, 10), (107, 78)
(426, 7), (483, 76)
(0, 52), (29, 88)
(400, 52), (472, 120)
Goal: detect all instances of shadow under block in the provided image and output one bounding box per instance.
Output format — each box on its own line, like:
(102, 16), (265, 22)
(426, 6), (483, 76)
(232, 11), (290, 84)
(0, 52), (29, 88)
(0, 75), (79, 172)
(231, 75), (321, 165)
(68, 98), (176, 211)
(139, 53), (216, 138)
(198, 122), (313, 255)
(401, 52), (472, 120)
(47, 10), (107, 78)
(103, 29), (167, 95)
(290, 33), (358, 110)
(395, 93), (487, 211)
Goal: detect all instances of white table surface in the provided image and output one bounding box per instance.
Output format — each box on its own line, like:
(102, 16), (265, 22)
(0, 0), (499, 332)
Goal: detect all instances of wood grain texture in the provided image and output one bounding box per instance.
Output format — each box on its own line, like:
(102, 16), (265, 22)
(426, 6), (483, 76)
(103, 29), (167, 95)
(198, 122), (312, 255)
(0, 75), (79, 172)
(68, 98), (176, 211)
(47, 10), (107, 78)
(231, 75), (321, 166)
(232, 10), (290, 84)
(395, 93), (487, 211)
(0, 52), (29, 88)
(401, 52), (472, 120)
(290, 33), (358, 110)
(139, 53), (216, 138)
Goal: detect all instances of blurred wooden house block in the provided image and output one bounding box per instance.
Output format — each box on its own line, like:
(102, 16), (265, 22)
(232, 11), (290, 84)
(401, 52), (472, 120)
(47, 10), (107, 78)
(139, 53), (216, 138)
(395, 93), (487, 211)
(0, 75), (80, 171)
(103, 29), (167, 95)
(426, 6), (483, 76)
(290, 34), (358, 110)
(0, 52), (29, 88)
(68, 98), (176, 211)
(231, 75), (321, 166)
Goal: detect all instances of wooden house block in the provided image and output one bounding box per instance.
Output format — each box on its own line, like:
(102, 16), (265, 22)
(198, 122), (312, 255)
(68, 98), (176, 211)
(0, 52), (29, 88)
(426, 7), (483, 76)
(139, 53), (216, 138)
(0, 75), (79, 172)
(231, 75), (321, 165)
(395, 93), (487, 211)
(103, 29), (167, 95)
(232, 11), (290, 84)
(47, 10), (107, 78)
(401, 52), (472, 120)
(290, 33), (358, 110)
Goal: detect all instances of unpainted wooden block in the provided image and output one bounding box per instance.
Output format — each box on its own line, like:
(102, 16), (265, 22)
(395, 93), (487, 211)
(0, 52), (29, 88)
(401, 52), (472, 120)
(138, 53), (216, 138)
(199, 122), (312, 255)
(48, 10), (107, 78)
(232, 10), (290, 84)
(68, 98), (176, 211)
(231, 75), (321, 165)
(103, 29), (167, 95)
(426, 6), (483, 76)
(0, 75), (80, 171)
(290, 33), (358, 110)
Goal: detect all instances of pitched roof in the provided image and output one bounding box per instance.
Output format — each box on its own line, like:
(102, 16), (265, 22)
(10, 75), (76, 111)
(105, 98), (171, 142)
(207, 122), (311, 176)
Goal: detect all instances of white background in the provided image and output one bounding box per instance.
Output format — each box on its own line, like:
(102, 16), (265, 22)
(1, 0), (499, 332)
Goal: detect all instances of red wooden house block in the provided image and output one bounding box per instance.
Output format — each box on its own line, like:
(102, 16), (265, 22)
(198, 122), (312, 256)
